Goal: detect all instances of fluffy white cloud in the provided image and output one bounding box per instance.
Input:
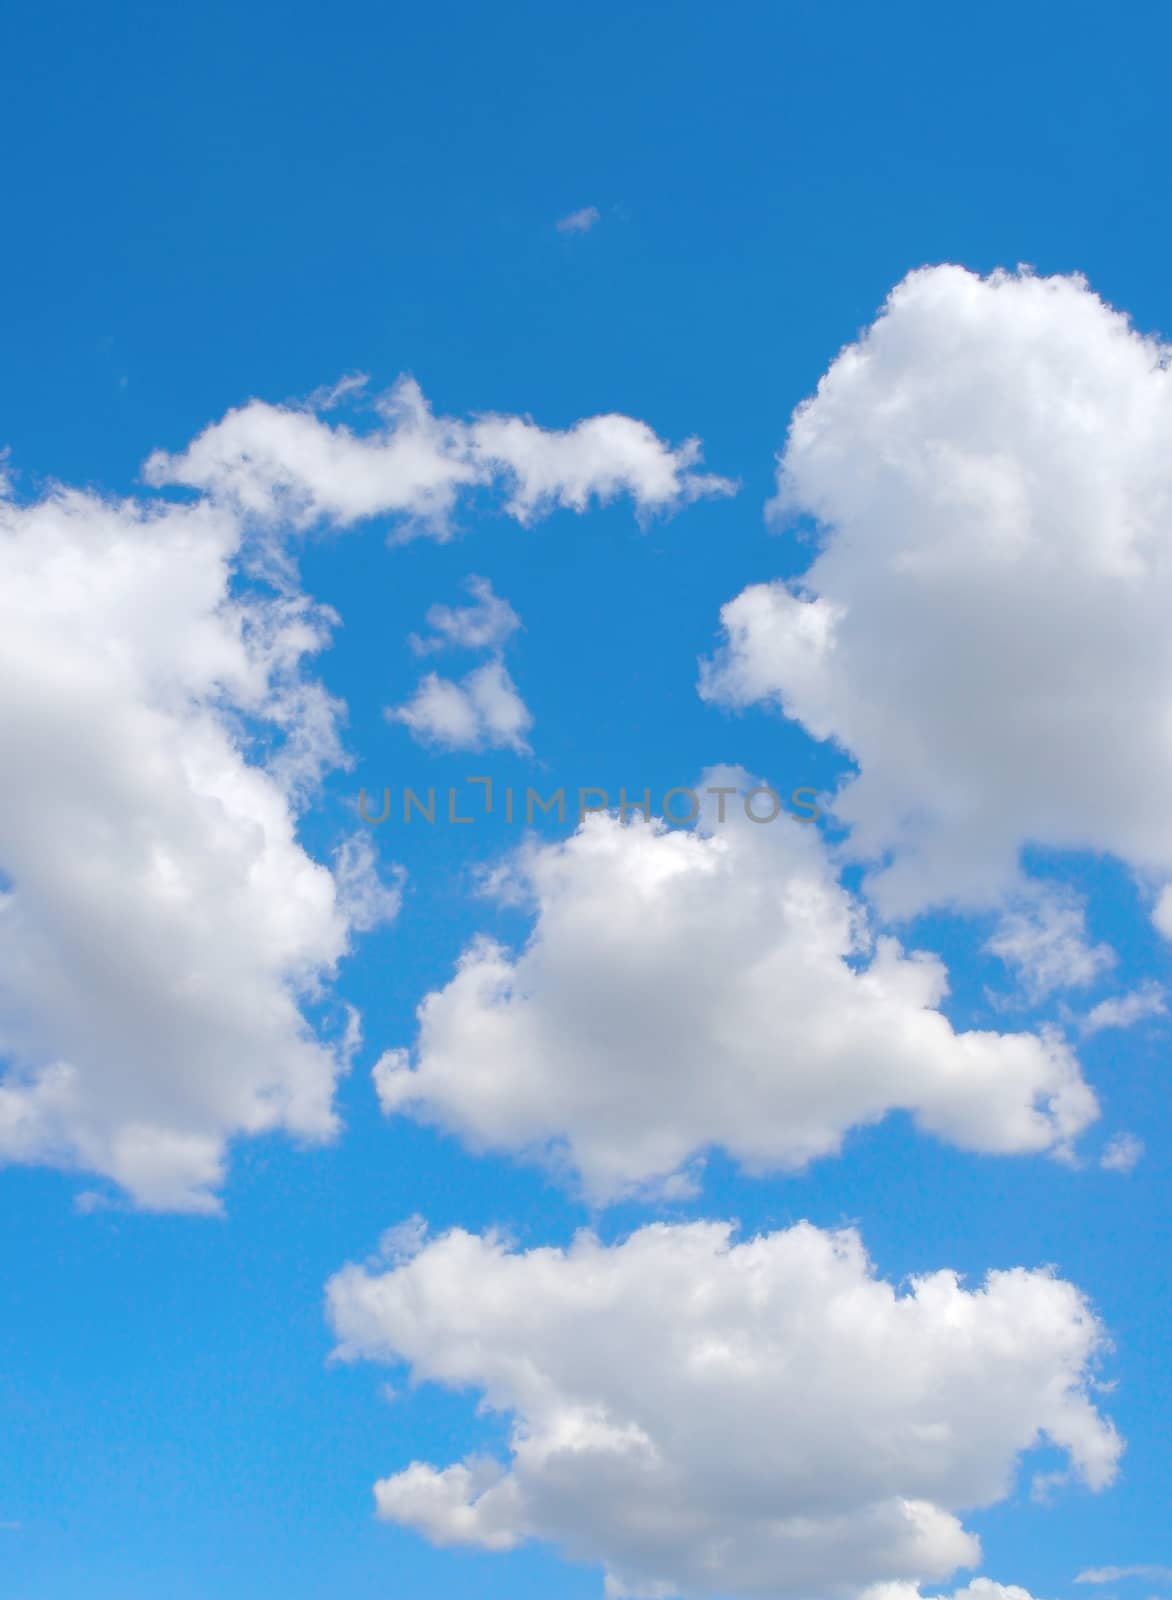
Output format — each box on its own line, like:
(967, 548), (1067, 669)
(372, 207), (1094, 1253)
(145, 376), (733, 534)
(374, 776), (1097, 1201)
(392, 576), (531, 750)
(409, 575), (521, 654)
(388, 658), (532, 752)
(986, 887), (1114, 1002)
(0, 363), (727, 1208)
(327, 1219), (1121, 1600)
(0, 478), (394, 1211)
(701, 265), (1172, 921)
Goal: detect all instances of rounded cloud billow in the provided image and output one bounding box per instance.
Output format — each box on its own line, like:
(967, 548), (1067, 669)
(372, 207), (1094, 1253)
(701, 264), (1172, 923)
(374, 774), (1097, 1200)
(0, 486), (373, 1210)
(328, 1218), (1120, 1600)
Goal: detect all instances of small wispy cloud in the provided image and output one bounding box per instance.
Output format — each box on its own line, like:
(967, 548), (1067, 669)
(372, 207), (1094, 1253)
(1076, 1569), (1172, 1586)
(986, 884), (1114, 1003)
(387, 658), (532, 753)
(305, 371), (369, 411)
(410, 576), (521, 655)
(1081, 982), (1167, 1037)
(1099, 1133), (1144, 1175)
(74, 1189), (121, 1215)
(556, 205), (601, 234)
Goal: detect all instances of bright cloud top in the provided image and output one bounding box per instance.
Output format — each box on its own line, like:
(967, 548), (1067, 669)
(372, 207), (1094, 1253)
(0, 481), (399, 1211)
(328, 1219), (1121, 1600)
(146, 376), (734, 535)
(701, 265), (1172, 920)
(374, 775), (1097, 1201)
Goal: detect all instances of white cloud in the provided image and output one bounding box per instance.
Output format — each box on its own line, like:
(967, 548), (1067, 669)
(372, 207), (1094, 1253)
(700, 265), (1172, 923)
(145, 376), (732, 536)
(986, 887), (1114, 1002)
(388, 658), (532, 753)
(1077, 1571), (1172, 1587)
(0, 479), (396, 1211)
(1081, 983), (1166, 1036)
(1152, 888), (1172, 939)
(870, 1582), (1045, 1600)
(556, 205), (601, 233)
(0, 365), (723, 1210)
(327, 1218), (1121, 1600)
(1099, 1133), (1144, 1174)
(332, 832), (405, 933)
(410, 575), (520, 654)
(375, 775), (1097, 1201)
(393, 576), (531, 751)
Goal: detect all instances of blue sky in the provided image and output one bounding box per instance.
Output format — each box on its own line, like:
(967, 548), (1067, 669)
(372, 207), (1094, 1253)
(1, 3), (1170, 1598)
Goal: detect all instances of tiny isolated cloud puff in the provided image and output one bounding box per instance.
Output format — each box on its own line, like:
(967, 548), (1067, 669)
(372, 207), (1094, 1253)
(556, 204), (601, 234)
(389, 575), (533, 755)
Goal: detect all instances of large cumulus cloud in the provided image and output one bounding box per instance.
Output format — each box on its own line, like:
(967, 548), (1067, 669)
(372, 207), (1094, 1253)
(328, 1218), (1121, 1599)
(376, 777), (1097, 1200)
(702, 265), (1172, 923)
